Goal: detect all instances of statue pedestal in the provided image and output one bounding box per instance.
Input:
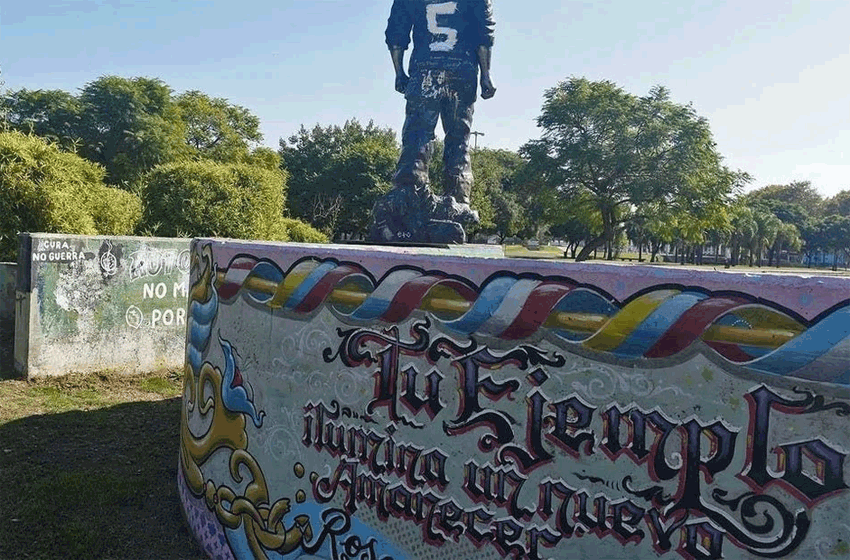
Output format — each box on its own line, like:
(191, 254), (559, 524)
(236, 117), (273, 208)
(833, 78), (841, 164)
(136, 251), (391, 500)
(368, 184), (479, 244)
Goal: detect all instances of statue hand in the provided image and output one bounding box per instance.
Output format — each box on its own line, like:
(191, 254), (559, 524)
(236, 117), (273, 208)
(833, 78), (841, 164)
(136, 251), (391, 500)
(480, 75), (496, 99)
(395, 73), (410, 94)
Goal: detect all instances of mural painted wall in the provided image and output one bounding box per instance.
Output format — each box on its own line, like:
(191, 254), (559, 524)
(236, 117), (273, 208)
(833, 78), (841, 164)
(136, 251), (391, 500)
(15, 233), (190, 377)
(180, 239), (850, 560)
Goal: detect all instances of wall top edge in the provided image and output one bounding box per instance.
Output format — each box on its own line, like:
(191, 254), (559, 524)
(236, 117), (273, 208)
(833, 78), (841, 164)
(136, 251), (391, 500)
(23, 232), (191, 243)
(193, 238), (506, 258)
(192, 238), (850, 283)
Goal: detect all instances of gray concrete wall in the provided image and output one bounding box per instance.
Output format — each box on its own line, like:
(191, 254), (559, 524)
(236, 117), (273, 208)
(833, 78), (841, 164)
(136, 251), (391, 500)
(15, 233), (190, 378)
(0, 263), (16, 376)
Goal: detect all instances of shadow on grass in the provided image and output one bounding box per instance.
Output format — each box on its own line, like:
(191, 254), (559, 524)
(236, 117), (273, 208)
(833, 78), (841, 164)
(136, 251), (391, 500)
(0, 398), (206, 560)
(1, 319), (14, 379)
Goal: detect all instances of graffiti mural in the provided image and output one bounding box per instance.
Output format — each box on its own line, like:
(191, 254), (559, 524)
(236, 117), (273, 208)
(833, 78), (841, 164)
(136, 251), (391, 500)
(180, 242), (850, 560)
(16, 233), (191, 376)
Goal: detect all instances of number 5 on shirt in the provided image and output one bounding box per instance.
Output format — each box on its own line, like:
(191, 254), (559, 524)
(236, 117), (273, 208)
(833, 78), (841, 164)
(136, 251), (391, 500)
(426, 2), (458, 52)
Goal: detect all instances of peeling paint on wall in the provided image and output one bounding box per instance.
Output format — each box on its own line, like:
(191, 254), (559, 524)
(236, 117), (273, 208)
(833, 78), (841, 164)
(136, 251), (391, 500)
(15, 233), (190, 377)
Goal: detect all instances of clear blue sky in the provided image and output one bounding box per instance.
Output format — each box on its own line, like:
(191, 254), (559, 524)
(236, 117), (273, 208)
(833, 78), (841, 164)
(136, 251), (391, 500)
(2, 0), (848, 197)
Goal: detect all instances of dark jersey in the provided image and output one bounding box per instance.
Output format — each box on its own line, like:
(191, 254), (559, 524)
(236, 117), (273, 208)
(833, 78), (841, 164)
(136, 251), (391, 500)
(386, 0), (495, 75)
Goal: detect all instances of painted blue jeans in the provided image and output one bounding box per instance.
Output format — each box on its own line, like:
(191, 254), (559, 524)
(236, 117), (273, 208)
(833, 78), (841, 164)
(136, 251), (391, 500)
(393, 68), (477, 205)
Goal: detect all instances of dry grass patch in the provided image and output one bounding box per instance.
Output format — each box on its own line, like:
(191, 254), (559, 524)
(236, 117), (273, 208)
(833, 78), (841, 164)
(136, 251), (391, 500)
(0, 370), (183, 423)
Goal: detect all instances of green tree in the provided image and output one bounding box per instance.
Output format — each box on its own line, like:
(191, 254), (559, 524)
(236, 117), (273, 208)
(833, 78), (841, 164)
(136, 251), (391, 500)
(824, 190), (850, 217)
(2, 89), (82, 150)
(675, 201), (733, 264)
(749, 209), (781, 267)
(728, 203), (757, 266)
(510, 146), (580, 242)
(636, 201), (699, 263)
(769, 221), (802, 267)
(331, 135), (399, 237)
(550, 193), (603, 258)
(698, 206), (734, 264)
(426, 144), (521, 235)
(745, 181), (822, 236)
(279, 120), (398, 238)
(747, 181), (823, 214)
(819, 215), (850, 270)
(140, 160), (325, 242)
(462, 148), (526, 238)
(176, 90), (263, 163)
(800, 219), (825, 268)
(486, 188), (525, 242)
(521, 78), (743, 261)
(279, 218), (330, 243)
(0, 131), (141, 260)
(76, 76), (188, 187)
(244, 147), (283, 172)
(0, 65), (6, 128)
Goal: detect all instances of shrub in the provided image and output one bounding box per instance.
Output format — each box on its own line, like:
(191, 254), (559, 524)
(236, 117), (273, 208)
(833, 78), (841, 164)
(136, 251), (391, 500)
(0, 131), (142, 261)
(141, 160), (325, 242)
(280, 218), (328, 243)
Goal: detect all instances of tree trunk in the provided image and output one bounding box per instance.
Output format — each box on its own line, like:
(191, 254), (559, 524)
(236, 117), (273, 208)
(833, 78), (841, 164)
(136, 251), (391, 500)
(577, 206), (617, 262)
(650, 241), (661, 263)
(576, 234), (606, 262)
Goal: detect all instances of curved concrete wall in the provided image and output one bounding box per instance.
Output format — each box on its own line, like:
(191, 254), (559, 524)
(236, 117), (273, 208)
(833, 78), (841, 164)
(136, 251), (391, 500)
(180, 238), (850, 560)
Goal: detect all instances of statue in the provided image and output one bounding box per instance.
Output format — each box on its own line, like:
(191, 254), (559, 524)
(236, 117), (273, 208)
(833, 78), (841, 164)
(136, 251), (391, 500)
(369, 0), (496, 244)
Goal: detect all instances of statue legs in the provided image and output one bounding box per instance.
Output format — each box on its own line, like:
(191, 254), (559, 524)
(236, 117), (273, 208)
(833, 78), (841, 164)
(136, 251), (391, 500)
(371, 70), (479, 244)
(441, 91), (475, 206)
(393, 95), (439, 191)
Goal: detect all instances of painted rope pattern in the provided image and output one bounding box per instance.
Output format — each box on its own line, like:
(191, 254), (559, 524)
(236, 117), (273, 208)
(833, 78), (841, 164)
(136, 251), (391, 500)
(211, 255), (850, 385)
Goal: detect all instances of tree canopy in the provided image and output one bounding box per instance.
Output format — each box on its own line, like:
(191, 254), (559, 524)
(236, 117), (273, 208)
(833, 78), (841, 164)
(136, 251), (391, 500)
(141, 159), (324, 243)
(521, 78), (745, 261)
(824, 190), (850, 218)
(2, 77), (271, 188)
(75, 76), (189, 187)
(279, 120), (398, 238)
(176, 90), (263, 163)
(0, 131), (141, 260)
(2, 88), (82, 151)
(0, 75), (323, 245)
(1, 72), (845, 264)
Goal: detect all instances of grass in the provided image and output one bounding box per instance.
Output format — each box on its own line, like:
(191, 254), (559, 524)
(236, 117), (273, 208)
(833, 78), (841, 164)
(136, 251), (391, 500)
(504, 245), (850, 275)
(504, 244), (565, 259)
(0, 370), (205, 560)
